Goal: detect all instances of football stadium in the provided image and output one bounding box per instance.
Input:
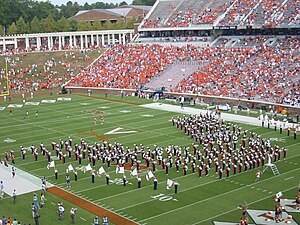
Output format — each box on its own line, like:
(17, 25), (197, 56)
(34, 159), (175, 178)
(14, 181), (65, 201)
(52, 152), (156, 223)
(0, 0), (299, 225)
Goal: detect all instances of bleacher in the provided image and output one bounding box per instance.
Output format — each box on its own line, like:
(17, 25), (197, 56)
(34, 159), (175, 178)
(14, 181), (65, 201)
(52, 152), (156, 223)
(142, 0), (182, 28)
(140, 0), (300, 29)
(70, 35), (299, 107)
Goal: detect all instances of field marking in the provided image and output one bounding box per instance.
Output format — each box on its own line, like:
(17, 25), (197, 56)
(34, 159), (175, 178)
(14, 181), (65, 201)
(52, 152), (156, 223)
(137, 166), (300, 223)
(116, 165), (299, 212)
(104, 127), (137, 135)
(2, 108), (182, 151)
(11, 143), (300, 199)
(189, 185), (297, 225)
(80, 217), (86, 221)
(284, 176), (294, 181)
(1, 99), (299, 210)
(29, 149), (300, 204)
(2, 102), (298, 151)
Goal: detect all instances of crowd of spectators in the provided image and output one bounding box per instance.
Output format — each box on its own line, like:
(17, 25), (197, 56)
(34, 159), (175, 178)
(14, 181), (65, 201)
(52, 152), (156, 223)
(1, 216), (21, 225)
(141, 0), (300, 28)
(69, 36), (299, 107)
(174, 36), (300, 106)
(0, 49), (96, 95)
(67, 44), (185, 89)
(218, 0), (258, 26)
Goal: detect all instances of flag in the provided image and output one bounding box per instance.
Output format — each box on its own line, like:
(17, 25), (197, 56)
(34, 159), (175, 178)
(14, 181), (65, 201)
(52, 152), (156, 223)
(146, 174), (149, 181)
(118, 167), (125, 174)
(85, 164), (92, 173)
(276, 191), (283, 199)
(68, 164), (74, 172)
(98, 166), (105, 175)
(47, 161), (55, 169)
(131, 168), (138, 176)
(148, 170), (154, 179)
(166, 179), (174, 189)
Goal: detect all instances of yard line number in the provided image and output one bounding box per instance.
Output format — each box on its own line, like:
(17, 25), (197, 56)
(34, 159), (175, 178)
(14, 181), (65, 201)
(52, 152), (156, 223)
(151, 193), (177, 202)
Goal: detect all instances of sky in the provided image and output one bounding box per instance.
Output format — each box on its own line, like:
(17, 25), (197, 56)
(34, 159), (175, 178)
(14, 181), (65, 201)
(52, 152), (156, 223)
(38, 0), (132, 6)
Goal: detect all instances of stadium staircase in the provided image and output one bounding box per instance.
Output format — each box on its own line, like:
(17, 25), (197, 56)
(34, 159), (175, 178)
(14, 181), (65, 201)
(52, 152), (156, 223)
(147, 0), (182, 24)
(144, 60), (201, 91)
(263, 37), (277, 47)
(213, 0), (239, 26)
(163, 0), (185, 25)
(225, 38), (239, 48)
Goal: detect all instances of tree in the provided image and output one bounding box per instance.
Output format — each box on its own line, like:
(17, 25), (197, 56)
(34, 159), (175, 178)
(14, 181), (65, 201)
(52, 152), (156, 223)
(132, 0), (156, 5)
(103, 20), (114, 30)
(16, 17), (29, 34)
(8, 22), (18, 35)
(83, 2), (92, 10)
(42, 14), (57, 33)
(77, 20), (91, 31)
(69, 19), (78, 31)
(33, 1), (57, 20)
(119, 1), (128, 6)
(126, 17), (137, 29)
(115, 19), (126, 29)
(0, 25), (4, 35)
(57, 16), (71, 32)
(92, 19), (103, 30)
(30, 16), (42, 33)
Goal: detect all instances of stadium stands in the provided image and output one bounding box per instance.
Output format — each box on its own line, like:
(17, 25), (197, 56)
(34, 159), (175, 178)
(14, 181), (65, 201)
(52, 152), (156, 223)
(140, 0), (300, 29)
(69, 35), (299, 107)
(68, 44), (183, 89)
(174, 36), (300, 106)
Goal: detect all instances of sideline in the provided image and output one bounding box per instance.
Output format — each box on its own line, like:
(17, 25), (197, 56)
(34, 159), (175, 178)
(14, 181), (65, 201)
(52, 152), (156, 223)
(48, 186), (138, 225)
(142, 103), (298, 127)
(0, 163), (53, 196)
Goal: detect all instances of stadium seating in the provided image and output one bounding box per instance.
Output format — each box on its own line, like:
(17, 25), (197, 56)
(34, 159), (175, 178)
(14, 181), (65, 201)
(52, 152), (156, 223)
(174, 36), (300, 107)
(67, 44), (183, 89)
(141, 0), (300, 28)
(69, 36), (299, 107)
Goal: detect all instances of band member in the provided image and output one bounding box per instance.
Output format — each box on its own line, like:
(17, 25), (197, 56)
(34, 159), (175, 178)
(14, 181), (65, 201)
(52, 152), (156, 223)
(12, 167), (16, 178)
(296, 193), (300, 210)
(106, 173), (110, 185)
(255, 170), (261, 182)
(174, 181), (179, 194)
(275, 202), (282, 223)
(153, 177), (158, 190)
(137, 177), (141, 188)
(240, 216), (249, 225)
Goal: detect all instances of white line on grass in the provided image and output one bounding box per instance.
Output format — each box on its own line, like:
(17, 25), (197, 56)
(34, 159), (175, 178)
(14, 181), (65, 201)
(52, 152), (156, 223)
(96, 170), (209, 202)
(137, 167), (300, 223)
(284, 176), (294, 181)
(80, 217), (87, 221)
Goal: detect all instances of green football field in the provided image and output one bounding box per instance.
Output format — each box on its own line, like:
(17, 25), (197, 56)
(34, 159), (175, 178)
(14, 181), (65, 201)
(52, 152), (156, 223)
(0, 93), (299, 225)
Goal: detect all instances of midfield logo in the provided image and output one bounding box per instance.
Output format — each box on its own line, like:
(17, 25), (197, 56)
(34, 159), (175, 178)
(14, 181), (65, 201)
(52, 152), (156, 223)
(105, 127), (137, 135)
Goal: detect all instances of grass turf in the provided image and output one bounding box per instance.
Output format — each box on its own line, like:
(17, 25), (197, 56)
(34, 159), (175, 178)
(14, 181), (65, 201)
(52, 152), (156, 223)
(0, 93), (299, 225)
